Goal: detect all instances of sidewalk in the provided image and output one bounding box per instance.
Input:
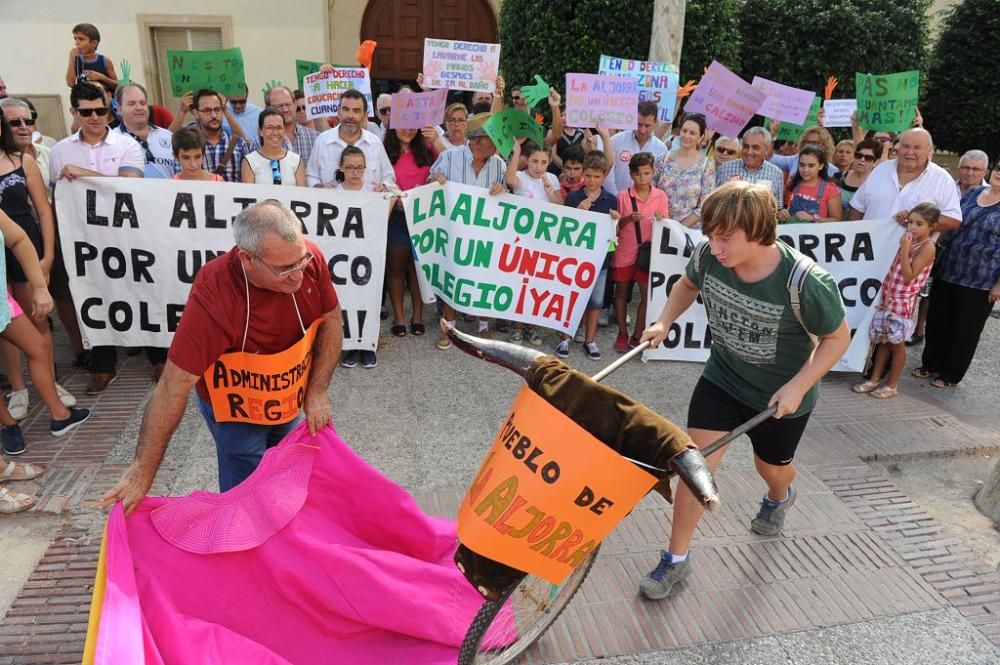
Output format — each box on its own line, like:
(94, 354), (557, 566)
(1, 317), (998, 664)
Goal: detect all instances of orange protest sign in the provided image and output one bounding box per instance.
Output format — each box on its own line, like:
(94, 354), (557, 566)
(457, 386), (657, 584)
(203, 319), (319, 425)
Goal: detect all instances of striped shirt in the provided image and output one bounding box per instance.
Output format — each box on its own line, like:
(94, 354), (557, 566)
(202, 132), (250, 183)
(429, 145), (506, 189)
(715, 159), (786, 209)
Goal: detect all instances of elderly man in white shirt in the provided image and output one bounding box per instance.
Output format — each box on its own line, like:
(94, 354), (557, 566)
(848, 128), (962, 232)
(306, 89), (395, 190)
(606, 101), (667, 194)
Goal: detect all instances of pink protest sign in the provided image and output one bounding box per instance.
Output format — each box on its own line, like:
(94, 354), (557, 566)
(390, 89), (448, 130)
(751, 76), (817, 125)
(684, 61), (767, 138)
(564, 73), (639, 130)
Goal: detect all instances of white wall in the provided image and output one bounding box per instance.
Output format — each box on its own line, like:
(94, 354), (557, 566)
(3, 0), (329, 126)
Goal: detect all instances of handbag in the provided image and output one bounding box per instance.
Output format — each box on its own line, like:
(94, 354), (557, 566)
(631, 194), (651, 272)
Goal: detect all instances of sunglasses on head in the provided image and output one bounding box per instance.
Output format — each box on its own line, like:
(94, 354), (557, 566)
(76, 107), (108, 117)
(6, 118), (36, 128)
(854, 151), (876, 162)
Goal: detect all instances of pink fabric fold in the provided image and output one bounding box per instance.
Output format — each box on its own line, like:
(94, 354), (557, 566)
(94, 423), (513, 664)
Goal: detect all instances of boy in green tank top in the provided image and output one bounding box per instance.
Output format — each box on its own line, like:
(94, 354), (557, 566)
(639, 180), (850, 600)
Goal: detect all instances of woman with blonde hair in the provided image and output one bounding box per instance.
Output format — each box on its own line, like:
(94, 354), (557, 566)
(769, 124), (840, 177)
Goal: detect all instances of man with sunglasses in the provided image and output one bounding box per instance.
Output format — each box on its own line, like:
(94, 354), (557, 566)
(0, 98), (50, 184)
(101, 200), (343, 513)
(712, 136), (740, 169)
(49, 81), (144, 394)
(223, 92), (262, 139)
(371, 93), (391, 140)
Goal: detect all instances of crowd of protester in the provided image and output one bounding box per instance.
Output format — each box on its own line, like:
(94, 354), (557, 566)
(0, 21), (997, 513)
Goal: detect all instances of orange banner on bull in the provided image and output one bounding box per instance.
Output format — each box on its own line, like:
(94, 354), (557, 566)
(457, 386), (657, 584)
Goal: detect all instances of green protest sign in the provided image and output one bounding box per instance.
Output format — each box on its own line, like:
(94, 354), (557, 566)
(855, 70), (919, 132)
(296, 59), (323, 90)
(770, 96), (821, 142)
(483, 109), (544, 159)
(167, 48), (246, 98)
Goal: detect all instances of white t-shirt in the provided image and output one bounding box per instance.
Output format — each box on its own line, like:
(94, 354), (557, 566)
(607, 131), (667, 195)
(512, 170), (558, 200)
(850, 159), (962, 221)
(113, 124), (176, 179)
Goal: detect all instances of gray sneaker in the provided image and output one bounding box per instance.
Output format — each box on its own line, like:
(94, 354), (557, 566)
(750, 486), (796, 536)
(639, 551), (691, 600)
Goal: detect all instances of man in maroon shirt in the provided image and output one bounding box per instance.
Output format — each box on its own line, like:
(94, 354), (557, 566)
(101, 201), (343, 512)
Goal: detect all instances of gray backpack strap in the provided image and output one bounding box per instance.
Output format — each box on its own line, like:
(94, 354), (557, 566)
(787, 255), (818, 346)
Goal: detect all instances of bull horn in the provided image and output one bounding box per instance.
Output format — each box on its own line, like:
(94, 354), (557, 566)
(439, 319), (545, 380)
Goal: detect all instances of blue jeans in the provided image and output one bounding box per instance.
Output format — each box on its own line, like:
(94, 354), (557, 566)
(196, 395), (304, 492)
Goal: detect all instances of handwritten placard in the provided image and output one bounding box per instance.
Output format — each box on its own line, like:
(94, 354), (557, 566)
(855, 70), (920, 132)
(389, 89), (448, 129)
(598, 55), (679, 122)
(822, 99), (857, 128)
(303, 67), (373, 120)
(751, 76), (817, 125)
(422, 38), (500, 93)
(770, 97), (821, 142)
(565, 73), (639, 130)
(166, 48), (246, 98)
(683, 61), (766, 139)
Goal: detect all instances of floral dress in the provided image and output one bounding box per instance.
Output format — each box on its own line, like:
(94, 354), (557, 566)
(653, 152), (715, 226)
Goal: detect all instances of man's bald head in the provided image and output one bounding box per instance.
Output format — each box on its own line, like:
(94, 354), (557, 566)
(900, 127), (933, 149)
(896, 128), (933, 172)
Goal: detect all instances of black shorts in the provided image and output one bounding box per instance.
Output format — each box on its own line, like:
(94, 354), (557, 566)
(687, 376), (810, 466)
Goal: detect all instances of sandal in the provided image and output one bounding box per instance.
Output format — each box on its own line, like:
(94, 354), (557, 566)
(871, 385), (898, 399)
(0, 461), (43, 481)
(852, 380), (880, 394)
(409, 322), (426, 336)
(931, 378), (956, 389)
(911, 367), (934, 378)
(390, 324), (407, 337)
(0, 486), (36, 514)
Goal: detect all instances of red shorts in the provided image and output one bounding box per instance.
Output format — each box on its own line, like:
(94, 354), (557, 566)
(611, 264), (649, 285)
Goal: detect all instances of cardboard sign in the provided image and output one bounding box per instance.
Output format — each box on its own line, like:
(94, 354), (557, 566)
(166, 48), (246, 98)
(855, 70), (920, 132)
(598, 55), (679, 123)
(683, 61), (766, 139)
(564, 73), (640, 130)
(422, 38), (501, 93)
(642, 219), (903, 372)
(457, 386), (657, 584)
(295, 59), (323, 90)
(389, 89), (448, 130)
(404, 182), (617, 333)
(751, 76), (817, 125)
(303, 68), (373, 120)
(54, 178), (391, 351)
(483, 109), (544, 159)
(822, 99), (857, 128)
(771, 97), (822, 142)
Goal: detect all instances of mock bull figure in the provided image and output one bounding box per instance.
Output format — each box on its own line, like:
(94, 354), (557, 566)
(440, 321), (719, 601)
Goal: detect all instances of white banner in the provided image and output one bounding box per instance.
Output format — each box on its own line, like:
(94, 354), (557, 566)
(404, 182), (616, 334)
(644, 219), (903, 372)
(54, 178), (390, 351)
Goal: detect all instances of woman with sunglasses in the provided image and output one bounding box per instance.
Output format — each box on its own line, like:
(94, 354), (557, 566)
(0, 110), (77, 415)
(241, 108), (305, 187)
(0, 99), (50, 185)
(834, 138), (880, 219)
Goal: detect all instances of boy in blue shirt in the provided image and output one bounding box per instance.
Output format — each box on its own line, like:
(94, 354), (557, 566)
(65, 23), (117, 90)
(559, 151), (619, 359)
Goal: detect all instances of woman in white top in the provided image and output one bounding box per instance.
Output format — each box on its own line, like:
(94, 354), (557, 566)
(240, 108), (305, 186)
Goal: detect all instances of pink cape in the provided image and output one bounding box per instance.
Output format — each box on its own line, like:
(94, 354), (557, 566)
(89, 423), (509, 664)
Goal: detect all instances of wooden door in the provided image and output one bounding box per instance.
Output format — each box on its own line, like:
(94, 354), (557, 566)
(361, 0), (498, 81)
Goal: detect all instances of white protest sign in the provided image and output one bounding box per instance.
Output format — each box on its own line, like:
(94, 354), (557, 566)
(422, 38), (501, 93)
(404, 182), (616, 333)
(751, 76), (817, 125)
(54, 178), (390, 351)
(822, 99), (858, 128)
(643, 219), (902, 372)
(598, 55), (679, 123)
(304, 67), (373, 120)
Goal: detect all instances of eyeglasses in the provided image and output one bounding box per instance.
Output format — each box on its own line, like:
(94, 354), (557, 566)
(511, 95), (522, 102)
(446, 117), (467, 125)
(230, 98), (248, 106)
(254, 252), (312, 278)
(378, 107), (391, 115)
(341, 165), (366, 173)
(76, 107), (108, 117)
(295, 105), (306, 112)
(261, 125), (285, 133)
(854, 151), (877, 162)
(715, 147), (737, 156)
(958, 165), (987, 172)
(270, 159), (282, 185)
(6, 118), (36, 128)
(196, 107), (224, 115)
